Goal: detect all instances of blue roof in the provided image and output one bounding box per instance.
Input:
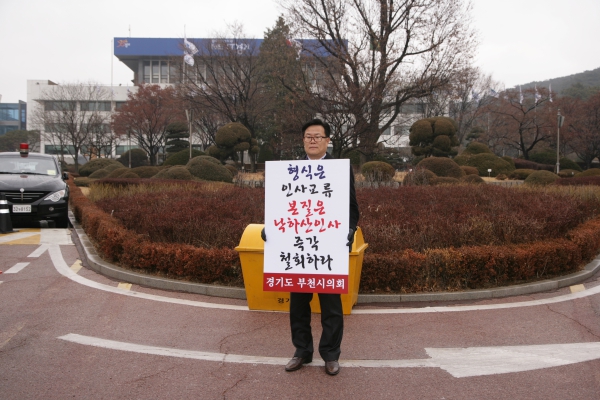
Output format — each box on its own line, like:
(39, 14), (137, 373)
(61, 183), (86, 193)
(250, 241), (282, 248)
(113, 37), (344, 58)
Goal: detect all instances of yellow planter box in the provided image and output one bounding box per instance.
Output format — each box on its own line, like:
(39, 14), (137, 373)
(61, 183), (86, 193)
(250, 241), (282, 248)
(235, 224), (368, 315)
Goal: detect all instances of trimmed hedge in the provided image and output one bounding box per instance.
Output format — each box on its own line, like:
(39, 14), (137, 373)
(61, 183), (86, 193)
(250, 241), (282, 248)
(187, 156), (233, 183)
(524, 170), (560, 186)
(361, 161), (395, 182)
(575, 169), (600, 178)
(68, 179), (242, 285)
(79, 158), (122, 177)
(431, 176), (459, 185)
(152, 166), (194, 180)
(403, 169), (436, 186)
(88, 168), (111, 179)
(461, 166), (480, 176)
(106, 167), (132, 179)
(460, 174), (485, 184)
(509, 169), (535, 180)
(68, 179), (600, 294)
(457, 153), (514, 177)
(131, 166), (161, 178)
(164, 149), (206, 166)
(417, 157), (465, 179)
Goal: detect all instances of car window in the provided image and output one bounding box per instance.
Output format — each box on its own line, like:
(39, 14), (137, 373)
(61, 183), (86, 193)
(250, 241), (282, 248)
(0, 156), (58, 176)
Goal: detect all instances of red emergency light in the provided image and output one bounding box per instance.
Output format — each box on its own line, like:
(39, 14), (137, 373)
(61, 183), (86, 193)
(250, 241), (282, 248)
(20, 143), (29, 157)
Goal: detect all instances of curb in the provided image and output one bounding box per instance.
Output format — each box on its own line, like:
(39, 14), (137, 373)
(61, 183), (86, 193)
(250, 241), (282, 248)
(69, 211), (600, 304)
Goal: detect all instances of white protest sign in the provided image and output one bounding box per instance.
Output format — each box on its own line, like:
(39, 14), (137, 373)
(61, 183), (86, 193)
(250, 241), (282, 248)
(263, 159), (350, 294)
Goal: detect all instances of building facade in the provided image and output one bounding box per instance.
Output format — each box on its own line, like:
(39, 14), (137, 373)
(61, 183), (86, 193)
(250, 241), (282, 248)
(0, 100), (27, 136)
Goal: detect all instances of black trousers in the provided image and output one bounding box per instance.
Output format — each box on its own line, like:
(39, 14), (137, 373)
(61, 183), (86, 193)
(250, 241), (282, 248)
(289, 292), (343, 362)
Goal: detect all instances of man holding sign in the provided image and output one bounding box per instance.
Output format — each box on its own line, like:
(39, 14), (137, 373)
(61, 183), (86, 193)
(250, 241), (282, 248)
(262, 119), (359, 376)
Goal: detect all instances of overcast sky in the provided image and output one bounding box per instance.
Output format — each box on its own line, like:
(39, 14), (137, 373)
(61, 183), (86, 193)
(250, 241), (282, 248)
(1, 0), (599, 103)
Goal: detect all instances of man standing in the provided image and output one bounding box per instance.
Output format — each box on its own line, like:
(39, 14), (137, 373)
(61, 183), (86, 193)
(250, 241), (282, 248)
(265, 118), (360, 376)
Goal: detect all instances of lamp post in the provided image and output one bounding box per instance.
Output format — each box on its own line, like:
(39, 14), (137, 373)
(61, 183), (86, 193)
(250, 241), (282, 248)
(556, 109), (565, 174)
(487, 168), (492, 178)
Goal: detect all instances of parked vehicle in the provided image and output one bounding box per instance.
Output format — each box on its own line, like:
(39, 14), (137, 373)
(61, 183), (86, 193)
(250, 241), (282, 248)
(0, 145), (69, 228)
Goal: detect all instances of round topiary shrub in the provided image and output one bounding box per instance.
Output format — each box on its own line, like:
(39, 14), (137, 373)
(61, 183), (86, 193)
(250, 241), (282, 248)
(460, 166), (480, 176)
(508, 169), (535, 180)
(74, 177), (95, 187)
(558, 169), (579, 178)
(524, 170), (560, 186)
(152, 166), (194, 181)
(460, 174), (485, 184)
(361, 161), (395, 182)
(104, 163), (126, 173)
(119, 171), (140, 179)
(495, 174), (508, 180)
(431, 176), (459, 186)
(187, 158), (233, 183)
(462, 153), (514, 177)
(501, 156), (516, 169)
(403, 169), (436, 186)
(117, 149), (149, 168)
(224, 164), (238, 178)
(106, 168), (131, 178)
(187, 155), (222, 167)
(462, 142), (493, 155)
(417, 157), (465, 179)
(559, 158), (582, 172)
(79, 158), (122, 177)
(131, 166), (161, 178)
(164, 149), (206, 166)
(88, 168), (111, 179)
(574, 169), (600, 178)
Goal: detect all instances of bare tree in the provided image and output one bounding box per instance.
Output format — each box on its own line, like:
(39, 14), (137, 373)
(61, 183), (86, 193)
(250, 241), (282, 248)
(562, 92), (600, 169)
(111, 84), (183, 165)
(279, 0), (477, 162)
(177, 25), (272, 171)
(484, 87), (554, 159)
(30, 82), (111, 172)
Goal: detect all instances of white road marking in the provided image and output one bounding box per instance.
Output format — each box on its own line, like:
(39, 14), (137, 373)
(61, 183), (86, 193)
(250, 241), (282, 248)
(58, 333), (600, 378)
(28, 244), (50, 258)
(4, 262), (30, 274)
(44, 242), (600, 314)
(47, 244), (248, 311)
(40, 229), (72, 245)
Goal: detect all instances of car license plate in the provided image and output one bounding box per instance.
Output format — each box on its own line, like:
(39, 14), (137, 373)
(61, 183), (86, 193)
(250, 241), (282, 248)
(13, 205), (31, 213)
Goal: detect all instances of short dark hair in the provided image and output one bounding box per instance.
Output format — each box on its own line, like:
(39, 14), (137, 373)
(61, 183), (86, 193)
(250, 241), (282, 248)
(302, 118), (331, 137)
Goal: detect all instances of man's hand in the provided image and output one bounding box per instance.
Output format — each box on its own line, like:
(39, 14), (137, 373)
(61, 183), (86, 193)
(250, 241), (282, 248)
(261, 227), (267, 242)
(346, 228), (356, 249)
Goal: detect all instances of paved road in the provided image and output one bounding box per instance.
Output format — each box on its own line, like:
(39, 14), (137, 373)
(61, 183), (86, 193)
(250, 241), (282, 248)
(1, 228), (600, 399)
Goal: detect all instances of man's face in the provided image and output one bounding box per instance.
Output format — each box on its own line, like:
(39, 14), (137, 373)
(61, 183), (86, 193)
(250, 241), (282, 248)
(303, 125), (330, 159)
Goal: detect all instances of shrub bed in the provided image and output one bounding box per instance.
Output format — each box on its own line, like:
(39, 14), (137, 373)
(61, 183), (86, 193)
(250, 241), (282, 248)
(68, 179), (600, 293)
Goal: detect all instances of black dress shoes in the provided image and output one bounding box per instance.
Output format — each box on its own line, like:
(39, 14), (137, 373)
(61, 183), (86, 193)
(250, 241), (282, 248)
(325, 360), (340, 375)
(285, 356), (312, 372)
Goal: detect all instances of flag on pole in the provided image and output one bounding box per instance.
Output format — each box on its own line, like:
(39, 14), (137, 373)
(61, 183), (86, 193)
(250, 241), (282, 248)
(184, 38), (199, 55)
(183, 36), (199, 67)
(534, 85), (541, 103)
(184, 53), (195, 66)
(489, 88), (499, 98)
(519, 86), (523, 104)
(549, 84), (553, 102)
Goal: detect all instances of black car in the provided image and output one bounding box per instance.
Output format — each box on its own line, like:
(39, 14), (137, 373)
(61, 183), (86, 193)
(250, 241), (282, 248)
(0, 151), (69, 228)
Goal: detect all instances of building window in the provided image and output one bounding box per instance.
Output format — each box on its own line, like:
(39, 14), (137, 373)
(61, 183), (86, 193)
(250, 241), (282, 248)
(44, 101), (76, 111)
(0, 126), (18, 135)
(116, 145), (139, 155)
(45, 144), (76, 155)
(143, 61), (151, 83)
(115, 101), (127, 110)
(0, 105), (19, 121)
(81, 101), (111, 111)
(144, 60), (175, 84)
